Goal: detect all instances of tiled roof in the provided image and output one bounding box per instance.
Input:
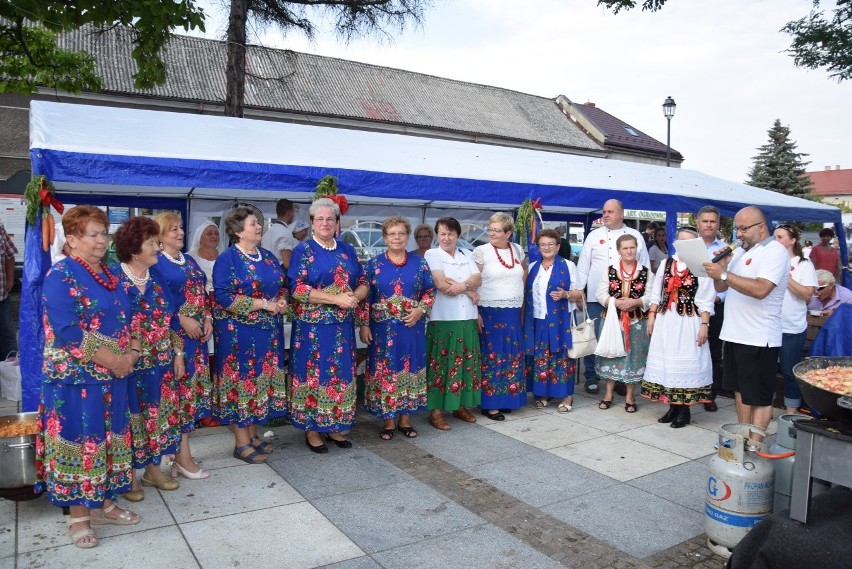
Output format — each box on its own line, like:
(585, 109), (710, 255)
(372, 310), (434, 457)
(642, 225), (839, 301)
(57, 26), (601, 153)
(807, 168), (852, 196)
(571, 102), (681, 159)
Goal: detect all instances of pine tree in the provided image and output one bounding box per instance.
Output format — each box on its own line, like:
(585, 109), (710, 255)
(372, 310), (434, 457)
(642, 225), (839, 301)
(746, 119), (813, 197)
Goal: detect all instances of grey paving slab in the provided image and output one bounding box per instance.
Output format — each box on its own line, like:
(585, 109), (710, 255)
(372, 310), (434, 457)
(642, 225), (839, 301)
(0, 499), (15, 558)
(482, 412), (608, 450)
(17, 489), (175, 553)
(15, 526), (199, 569)
(312, 479), (484, 554)
(619, 421), (718, 460)
(542, 483), (706, 559)
(629, 457), (711, 513)
(320, 556), (384, 569)
(370, 523), (564, 569)
(0, 555), (12, 569)
(466, 450), (618, 508)
(267, 445), (412, 499)
(182, 501), (363, 569)
(406, 419), (537, 469)
(158, 461), (303, 523)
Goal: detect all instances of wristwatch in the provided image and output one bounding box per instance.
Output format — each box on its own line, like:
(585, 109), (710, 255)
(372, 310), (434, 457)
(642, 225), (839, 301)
(720, 272), (728, 282)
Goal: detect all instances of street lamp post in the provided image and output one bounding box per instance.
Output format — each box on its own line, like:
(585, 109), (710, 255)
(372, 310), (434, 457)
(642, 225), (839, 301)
(663, 96), (676, 167)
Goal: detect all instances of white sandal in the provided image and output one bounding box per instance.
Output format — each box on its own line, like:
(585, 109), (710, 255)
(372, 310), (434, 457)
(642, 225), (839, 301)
(90, 503), (140, 526)
(535, 399), (548, 409)
(558, 403), (572, 413)
(68, 515), (98, 549)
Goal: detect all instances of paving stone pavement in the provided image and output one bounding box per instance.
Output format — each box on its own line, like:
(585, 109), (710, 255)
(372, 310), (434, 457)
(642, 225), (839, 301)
(1, 392), (734, 568)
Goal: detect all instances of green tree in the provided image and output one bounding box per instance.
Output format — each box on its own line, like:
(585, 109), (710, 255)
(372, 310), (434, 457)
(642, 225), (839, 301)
(223, 1), (430, 117)
(746, 119), (813, 197)
(596, 0), (852, 82)
(0, 1), (206, 94)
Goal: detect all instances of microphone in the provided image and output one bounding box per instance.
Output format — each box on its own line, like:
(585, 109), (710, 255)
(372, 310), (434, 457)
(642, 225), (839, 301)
(711, 239), (742, 263)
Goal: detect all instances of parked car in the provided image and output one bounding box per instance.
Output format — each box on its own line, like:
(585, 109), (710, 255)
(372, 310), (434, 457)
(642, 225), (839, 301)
(340, 222), (386, 264)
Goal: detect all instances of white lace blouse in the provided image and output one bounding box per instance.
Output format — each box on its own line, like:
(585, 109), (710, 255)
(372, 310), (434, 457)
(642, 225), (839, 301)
(473, 243), (526, 308)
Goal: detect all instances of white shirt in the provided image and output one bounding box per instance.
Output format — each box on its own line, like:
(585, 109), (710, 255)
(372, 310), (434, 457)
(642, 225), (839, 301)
(531, 258), (580, 318)
(473, 243), (525, 308)
(261, 220), (296, 262)
(720, 238), (789, 348)
(425, 247), (480, 321)
(781, 256), (818, 334)
(647, 257), (715, 316)
(577, 225), (649, 302)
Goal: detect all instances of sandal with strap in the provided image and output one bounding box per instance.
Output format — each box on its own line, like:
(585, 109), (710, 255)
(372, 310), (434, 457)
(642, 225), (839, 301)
(380, 428), (395, 441)
(68, 516), (97, 549)
(598, 400), (613, 410)
(397, 425), (418, 438)
(233, 443), (267, 464)
(90, 503), (140, 526)
(250, 435), (274, 454)
(625, 402), (638, 413)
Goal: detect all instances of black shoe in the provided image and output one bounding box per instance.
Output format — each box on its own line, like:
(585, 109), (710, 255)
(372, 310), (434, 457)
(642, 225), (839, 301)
(585, 383), (599, 394)
(704, 400), (718, 412)
(481, 410), (505, 421)
(305, 434), (328, 454)
(499, 409), (512, 414)
(658, 405), (678, 424)
(324, 434), (353, 448)
(671, 406), (691, 429)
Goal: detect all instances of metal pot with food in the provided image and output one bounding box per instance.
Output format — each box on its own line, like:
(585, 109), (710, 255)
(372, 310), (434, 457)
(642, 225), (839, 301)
(793, 357), (852, 423)
(0, 412), (38, 489)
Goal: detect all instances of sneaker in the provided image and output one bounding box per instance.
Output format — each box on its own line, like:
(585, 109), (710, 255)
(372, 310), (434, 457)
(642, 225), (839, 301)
(585, 383), (599, 394)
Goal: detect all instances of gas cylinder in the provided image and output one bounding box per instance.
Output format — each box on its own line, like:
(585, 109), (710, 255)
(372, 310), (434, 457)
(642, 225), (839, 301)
(705, 423), (775, 559)
(769, 414), (829, 513)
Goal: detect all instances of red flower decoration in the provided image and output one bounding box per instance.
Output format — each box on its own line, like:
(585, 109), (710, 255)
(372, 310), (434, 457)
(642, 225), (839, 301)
(745, 258), (752, 266)
(599, 239), (605, 245)
(327, 194), (349, 215)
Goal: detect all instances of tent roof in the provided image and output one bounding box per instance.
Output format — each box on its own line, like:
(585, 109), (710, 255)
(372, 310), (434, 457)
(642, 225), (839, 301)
(30, 101), (840, 222)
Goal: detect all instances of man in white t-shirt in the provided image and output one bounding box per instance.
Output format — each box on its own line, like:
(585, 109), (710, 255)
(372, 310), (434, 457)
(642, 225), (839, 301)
(261, 199), (297, 270)
(703, 206), (788, 440)
(576, 199), (649, 394)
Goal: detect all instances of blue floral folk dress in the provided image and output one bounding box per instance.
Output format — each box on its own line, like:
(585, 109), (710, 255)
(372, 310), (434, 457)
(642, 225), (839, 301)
(151, 252), (213, 432)
(36, 258), (134, 507)
(116, 265), (183, 468)
(288, 239), (364, 432)
(211, 246), (288, 426)
(362, 253), (435, 419)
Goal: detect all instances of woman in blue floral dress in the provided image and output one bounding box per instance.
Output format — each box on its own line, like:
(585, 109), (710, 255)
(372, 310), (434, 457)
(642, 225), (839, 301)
(359, 216), (435, 440)
(523, 229), (582, 413)
(113, 216), (184, 500)
(152, 211), (213, 479)
(212, 207), (288, 464)
(37, 206), (141, 548)
(288, 198), (366, 453)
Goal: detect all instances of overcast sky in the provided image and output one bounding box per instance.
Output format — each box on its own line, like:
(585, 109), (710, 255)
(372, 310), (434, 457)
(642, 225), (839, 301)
(192, 0), (851, 184)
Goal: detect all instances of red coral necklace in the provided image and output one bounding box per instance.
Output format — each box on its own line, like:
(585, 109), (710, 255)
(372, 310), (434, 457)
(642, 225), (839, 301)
(619, 260), (637, 280)
(74, 256), (118, 291)
(386, 251), (407, 268)
(494, 245), (516, 269)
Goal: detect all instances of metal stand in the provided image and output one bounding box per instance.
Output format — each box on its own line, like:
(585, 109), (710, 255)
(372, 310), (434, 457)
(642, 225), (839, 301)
(789, 422), (852, 523)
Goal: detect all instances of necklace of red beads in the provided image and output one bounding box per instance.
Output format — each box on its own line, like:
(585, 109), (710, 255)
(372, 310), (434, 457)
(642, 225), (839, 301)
(493, 244), (517, 269)
(386, 251), (407, 268)
(619, 260), (637, 280)
(74, 256), (118, 291)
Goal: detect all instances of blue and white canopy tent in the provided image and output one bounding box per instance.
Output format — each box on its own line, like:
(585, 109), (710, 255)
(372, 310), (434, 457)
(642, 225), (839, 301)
(20, 100), (843, 410)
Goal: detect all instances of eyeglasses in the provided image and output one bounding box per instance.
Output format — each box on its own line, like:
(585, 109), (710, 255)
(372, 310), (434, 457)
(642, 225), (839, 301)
(385, 232), (407, 238)
(817, 284), (831, 291)
(486, 228), (505, 234)
(538, 242), (558, 249)
(313, 217), (336, 224)
(734, 222), (762, 233)
(415, 234), (431, 240)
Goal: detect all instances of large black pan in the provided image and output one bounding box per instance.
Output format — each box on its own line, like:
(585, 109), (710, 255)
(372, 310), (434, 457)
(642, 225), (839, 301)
(793, 357), (852, 423)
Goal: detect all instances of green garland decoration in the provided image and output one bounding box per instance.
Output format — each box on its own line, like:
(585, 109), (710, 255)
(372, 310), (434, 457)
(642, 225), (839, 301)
(515, 199), (535, 248)
(24, 175), (55, 225)
(315, 175), (340, 199)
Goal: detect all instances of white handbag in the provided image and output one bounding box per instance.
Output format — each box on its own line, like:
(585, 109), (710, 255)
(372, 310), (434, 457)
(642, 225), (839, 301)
(567, 293), (597, 359)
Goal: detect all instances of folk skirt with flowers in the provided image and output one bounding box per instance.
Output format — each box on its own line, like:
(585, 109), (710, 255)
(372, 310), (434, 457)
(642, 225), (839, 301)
(525, 316), (576, 399)
(425, 319), (482, 411)
(36, 257), (135, 507)
(479, 307), (526, 409)
(362, 253), (435, 419)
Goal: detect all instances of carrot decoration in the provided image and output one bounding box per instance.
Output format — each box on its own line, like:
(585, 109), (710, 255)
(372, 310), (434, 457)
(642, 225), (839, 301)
(24, 175), (64, 254)
(47, 214), (55, 247)
(41, 212), (50, 252)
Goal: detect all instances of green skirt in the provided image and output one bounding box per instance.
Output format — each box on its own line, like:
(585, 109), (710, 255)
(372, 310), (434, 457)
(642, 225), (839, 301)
(426, 319), (482, 411)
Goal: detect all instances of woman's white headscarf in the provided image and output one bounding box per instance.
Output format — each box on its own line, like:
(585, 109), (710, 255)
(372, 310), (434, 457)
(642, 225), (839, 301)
(188, 219), (218, 257)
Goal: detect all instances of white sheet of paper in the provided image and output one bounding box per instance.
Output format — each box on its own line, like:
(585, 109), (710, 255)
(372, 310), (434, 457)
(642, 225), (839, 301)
(673, 238), (711, 277)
